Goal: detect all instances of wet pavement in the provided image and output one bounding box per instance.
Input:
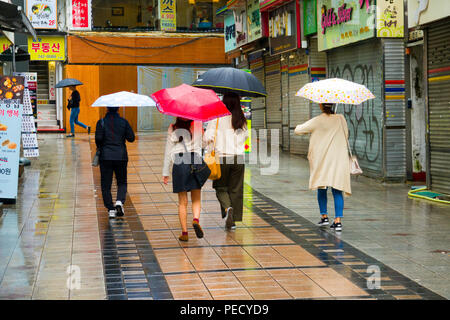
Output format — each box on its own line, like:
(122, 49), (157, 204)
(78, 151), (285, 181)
(0, 132), (448, 300)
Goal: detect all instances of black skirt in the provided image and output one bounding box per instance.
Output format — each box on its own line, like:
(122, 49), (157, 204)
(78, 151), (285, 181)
(172, 152), (210, 193)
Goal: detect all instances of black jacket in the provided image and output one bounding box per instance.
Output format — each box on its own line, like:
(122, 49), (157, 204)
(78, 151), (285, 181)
(95, 112), (135, 161)
(68, 90), (80, 109)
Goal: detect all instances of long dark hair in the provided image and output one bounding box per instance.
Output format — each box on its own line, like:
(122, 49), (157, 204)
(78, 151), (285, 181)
(321, 103), (335, 115)
(222, 92), (247, 130)
(172, 117), (193, 142)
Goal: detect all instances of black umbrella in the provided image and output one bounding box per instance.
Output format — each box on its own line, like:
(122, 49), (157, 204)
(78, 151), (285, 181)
(192, 67), (267, 98)
(55, 78), (83, 88)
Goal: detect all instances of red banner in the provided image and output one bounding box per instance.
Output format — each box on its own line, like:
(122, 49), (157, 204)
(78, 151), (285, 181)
(72, 0), (90, 29)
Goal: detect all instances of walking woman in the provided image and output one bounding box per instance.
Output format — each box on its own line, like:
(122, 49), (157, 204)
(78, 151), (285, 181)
(162, 118), (209, 242)
(95, 107), (135, 218)
(67, 85), (90, 137)
(294, 103), (351, 231)
(205, 92), (248, 230)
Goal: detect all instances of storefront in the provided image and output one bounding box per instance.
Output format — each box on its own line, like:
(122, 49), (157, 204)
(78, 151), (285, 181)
(318, 0), (406, 180)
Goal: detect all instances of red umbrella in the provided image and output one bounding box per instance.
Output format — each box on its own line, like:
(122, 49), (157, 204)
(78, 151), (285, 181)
(150, 84), (230, 122)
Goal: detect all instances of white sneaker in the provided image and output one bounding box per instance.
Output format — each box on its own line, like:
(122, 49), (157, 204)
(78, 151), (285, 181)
(108, 209), (117, 219)
(115, 201), (124, 217)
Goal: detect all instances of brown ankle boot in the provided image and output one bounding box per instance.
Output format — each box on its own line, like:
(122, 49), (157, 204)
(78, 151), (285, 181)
(179, 233), (189, 242)
(193, 221), (204, 239)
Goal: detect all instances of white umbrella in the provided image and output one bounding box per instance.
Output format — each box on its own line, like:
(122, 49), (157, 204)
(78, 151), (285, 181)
(296, 78), (375, 105)
(91, 91), (156, 107)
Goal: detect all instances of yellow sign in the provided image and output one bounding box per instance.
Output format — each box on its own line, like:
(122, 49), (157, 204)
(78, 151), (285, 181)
(160, 0), (176, 32)
(0, 37), (12, 53)
(28, 36), (65, 61)
(377, 0), (404, 38)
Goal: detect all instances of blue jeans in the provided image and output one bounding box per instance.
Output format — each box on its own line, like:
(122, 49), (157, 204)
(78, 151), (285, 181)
(317, 187), (344, 218)
(70, 107), (87, 133)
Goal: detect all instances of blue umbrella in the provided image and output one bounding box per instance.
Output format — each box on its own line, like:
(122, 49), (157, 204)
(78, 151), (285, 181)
(55, 78), (83, 88)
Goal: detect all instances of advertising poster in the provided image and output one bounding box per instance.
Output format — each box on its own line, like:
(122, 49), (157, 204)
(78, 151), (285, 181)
(48, 61), (56, 101)
(28, 36), (65, 61)
(0, 37), (12, 53)
(317, 0), (376, 51)
(269, 1), (298, 55)
(377, 0), (404, 37)
(26, 0), (58, 29)
(0, 76), (25, 200)
(247, 0), (262, 43)
(235, 8), (248, 47)
(224, 13), (237, 52)
(21, 90), (39, 158)
(71, 0), (91, 30)
(160, 0), (176, 32)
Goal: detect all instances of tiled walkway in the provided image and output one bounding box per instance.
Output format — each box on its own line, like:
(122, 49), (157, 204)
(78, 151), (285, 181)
(0, 133), (447, 300)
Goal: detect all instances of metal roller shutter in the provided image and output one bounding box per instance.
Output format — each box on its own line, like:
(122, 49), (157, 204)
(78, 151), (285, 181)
(281, 54), (289, 151)
(384, 39), (406, 179)
(265, 55), (282, 139)
(427, 19), (450, 194)
(327, 40), (384, 177)
(249, 51), (266, 130)
(288, 50), (310, 155)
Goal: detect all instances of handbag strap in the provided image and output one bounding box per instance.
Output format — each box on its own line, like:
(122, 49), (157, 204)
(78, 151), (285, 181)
(338, 115), (353, 158)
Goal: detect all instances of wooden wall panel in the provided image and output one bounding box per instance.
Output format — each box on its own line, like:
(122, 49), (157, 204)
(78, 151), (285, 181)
(67, 35), (227, 65)
(64, 65), (100, 133)
(63, 65), (139, 133)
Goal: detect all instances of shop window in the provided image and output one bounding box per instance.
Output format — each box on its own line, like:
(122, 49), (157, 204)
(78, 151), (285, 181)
(91, 0), (226, 32)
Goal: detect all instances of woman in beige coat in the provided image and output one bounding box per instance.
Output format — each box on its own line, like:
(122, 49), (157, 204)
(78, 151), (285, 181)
(294, 103), (351, 231)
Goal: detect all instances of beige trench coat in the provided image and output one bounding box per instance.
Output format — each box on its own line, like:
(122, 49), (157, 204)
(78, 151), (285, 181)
(295, 113), (351, 196)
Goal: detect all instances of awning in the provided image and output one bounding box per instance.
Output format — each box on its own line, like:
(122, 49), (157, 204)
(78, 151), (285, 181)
(259, 0), (288, 12)
(0, 46), (30, 62)
(0, 1), (37, 41)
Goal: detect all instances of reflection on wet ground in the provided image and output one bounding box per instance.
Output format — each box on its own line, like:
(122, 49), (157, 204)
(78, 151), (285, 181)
(0, 133), (448, 300)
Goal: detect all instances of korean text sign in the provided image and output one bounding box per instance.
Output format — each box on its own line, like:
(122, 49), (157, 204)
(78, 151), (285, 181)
(71, 0), (91, 30)
(28, 36), (65, 61)
(317, 0), (376, 51)
(0, 76), (25, 199)
(26, 0), (58, 29)
(160, 0), (176, 32)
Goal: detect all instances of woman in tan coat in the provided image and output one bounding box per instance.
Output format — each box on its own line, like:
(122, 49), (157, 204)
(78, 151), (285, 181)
(294, 103), (351, 231)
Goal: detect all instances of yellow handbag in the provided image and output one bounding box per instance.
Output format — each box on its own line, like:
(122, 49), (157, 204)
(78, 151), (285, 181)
(204, 118), (221, 180)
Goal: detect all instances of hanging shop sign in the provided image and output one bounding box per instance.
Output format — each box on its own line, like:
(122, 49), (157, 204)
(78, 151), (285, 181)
(268, 1), (298, 55)
(0, 75), (25, 200)
(247, 0), (263, 43)
(26, 0), (58, 30)
(225, 13), (237, 52)
(235, 7), (248, 47)
(376, 0), (404, 38)
(160, 0), (176, 32)
(27, 36), (65, 61)
(48, 61), (56, 101)
(0, 37), (12, 53)
(317, 0), (376, 51)
(304, 0), (317, 36)
(70, 0), (91, 30)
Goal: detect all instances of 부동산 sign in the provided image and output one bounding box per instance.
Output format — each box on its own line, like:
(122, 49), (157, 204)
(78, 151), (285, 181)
(247, 0), (262, 43)
(26, 0), (58, 29)
(376, 0), (404, 37)
(28, 36), (65, 61)
(225, 13), (237, 52)
(0, 76), (25, 200)
(160, 0), (176, 32)
(317, 0), (376, 51)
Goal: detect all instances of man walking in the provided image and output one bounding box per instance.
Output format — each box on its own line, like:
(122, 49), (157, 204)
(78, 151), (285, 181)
(95, 107), (135, 218)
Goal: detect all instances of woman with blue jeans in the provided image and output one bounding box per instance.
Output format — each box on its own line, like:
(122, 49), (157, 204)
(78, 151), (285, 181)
(294, 103), (351, 232)
(67, 86), (90, 137)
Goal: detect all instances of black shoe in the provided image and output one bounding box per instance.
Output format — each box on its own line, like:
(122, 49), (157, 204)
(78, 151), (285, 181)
(193, 221), (204, 239)
(66, 134), (74, 138)
(115, 201), (124, 217)
(330, 221), (342, 231)
(318, 217), (329, 226)
(225, 209), (234, 230)
(87, 126), (91, 134)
